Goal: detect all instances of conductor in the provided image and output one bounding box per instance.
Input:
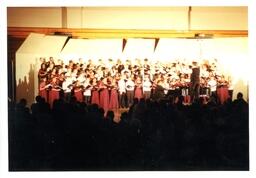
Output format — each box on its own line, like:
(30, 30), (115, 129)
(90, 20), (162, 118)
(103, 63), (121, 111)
(190, 61), (200, 102)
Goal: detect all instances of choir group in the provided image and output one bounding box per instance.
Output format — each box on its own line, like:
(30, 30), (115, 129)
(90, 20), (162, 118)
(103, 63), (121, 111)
(38, 57), (233, 111)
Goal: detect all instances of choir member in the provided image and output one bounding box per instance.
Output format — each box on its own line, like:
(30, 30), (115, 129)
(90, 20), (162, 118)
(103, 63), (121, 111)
(227, 76), (234, 100)
(168, 78), (177, 98)
(109, 78), (119, 109)
(99, 78), (110, 112)
(58, 72), (65, 87)
(91, 78), (100, 106)
(38, 63), (48, 81)
(190, 61), (200, 102)
(143, 76), (152, 100)
(183, 74), (191, 104)
(162, 77), (170, 96)
(126, 76), (135, 107)
(48, 77), (61, 108)
(134, 76), (143, 101)
(153, 80), (165, 101)
(77, 72), (86, 84)
(199, 78), (209, 104)
(73, 81), (84, 103)
(50, 68), (58, 79)
(83, 77), (92, 104)
(208, 76), (217, 98)
(116, 59), (124, 73)
(39, 78), (49, 102)
(62, 76), (73, 102)
(217, 75), (229, 105)
(180, 75), (188, 104)
(118, 75), (127, 108)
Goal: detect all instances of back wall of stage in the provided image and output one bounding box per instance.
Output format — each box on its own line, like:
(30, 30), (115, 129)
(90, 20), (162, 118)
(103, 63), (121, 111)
(15, 35), (248, 105)
(7, 7), (248, 104)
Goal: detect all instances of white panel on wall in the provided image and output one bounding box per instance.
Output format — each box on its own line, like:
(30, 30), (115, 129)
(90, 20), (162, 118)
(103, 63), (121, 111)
(82, 7), (189, 30)
(122, 39), (155, 61)
(191, 7), (248, 30)
(154, 38), (201, 62)
(35, 35), (68, 55)
(7, 7), (62, 27)
(60, 38), (123, 62)
(16, 33), (45, 54)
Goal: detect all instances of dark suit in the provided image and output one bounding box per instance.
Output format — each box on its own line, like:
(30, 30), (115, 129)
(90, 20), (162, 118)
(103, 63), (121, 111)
(153, 85), (165, 101)
(190, 67), (200, 102)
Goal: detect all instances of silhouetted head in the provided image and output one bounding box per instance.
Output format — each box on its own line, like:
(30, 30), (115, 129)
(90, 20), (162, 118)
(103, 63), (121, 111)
(98, 108), (105, 118)
(106, 110), (115, 121)
(237, 92), (243, 100)
(35, 95), (42, 103)
(19, 98), (27, 107)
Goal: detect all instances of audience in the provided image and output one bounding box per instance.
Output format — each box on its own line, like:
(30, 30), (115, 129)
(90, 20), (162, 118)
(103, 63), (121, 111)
(9, 91), (249, 171)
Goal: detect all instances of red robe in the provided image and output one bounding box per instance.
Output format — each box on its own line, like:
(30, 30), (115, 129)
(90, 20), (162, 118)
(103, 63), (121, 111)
(109, 88), (119, 109)
(91, 87), (100, 106)
(39, 82), (48, 102)
(134, 83), (143, 100)
(99, 85), (109, 111)
(74, 86), (84, 102)
(217, 86), (229, 104)
(48, 85), (60, 108)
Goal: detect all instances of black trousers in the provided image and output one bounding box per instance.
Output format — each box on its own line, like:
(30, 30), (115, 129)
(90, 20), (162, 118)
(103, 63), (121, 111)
(65, 92), (72, 102)
(119, 92), (127, 108)
(190, 83), (200, 102)
(85, 96), (91, 104)
(127, 90), (134, 106)
(144, 91), (151, 100)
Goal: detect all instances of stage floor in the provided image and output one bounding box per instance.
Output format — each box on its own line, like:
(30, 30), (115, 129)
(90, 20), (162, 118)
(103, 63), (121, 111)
(109, 108), (129, 123)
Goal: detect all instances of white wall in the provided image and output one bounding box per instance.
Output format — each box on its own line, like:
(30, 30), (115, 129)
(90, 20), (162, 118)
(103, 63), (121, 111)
(191, 7), (248, 30)
(8, 7), (248, 30)
(66, 7), (83, 28)
(7, 7), (62, 27)
(81, 7), (188, 30)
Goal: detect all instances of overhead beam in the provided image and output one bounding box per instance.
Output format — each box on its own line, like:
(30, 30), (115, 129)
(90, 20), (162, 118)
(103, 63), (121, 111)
(8, 27), (248, 39)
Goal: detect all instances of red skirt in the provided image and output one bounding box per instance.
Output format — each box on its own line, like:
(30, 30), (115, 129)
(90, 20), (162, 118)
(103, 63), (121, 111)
(217, 87), (229, 105)
(39, 89), (48, 102)
(99, 88), (109, 111)
(48, 89), (60, 108)
(134, 87), (143, 100)
(91, 90), (100, 106)
(74, 89), (84, 102)
(109, 89), (119, 109)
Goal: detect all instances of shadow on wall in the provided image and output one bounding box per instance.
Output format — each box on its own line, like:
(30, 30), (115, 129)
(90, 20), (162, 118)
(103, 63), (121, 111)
(16, 64), (35, 105)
